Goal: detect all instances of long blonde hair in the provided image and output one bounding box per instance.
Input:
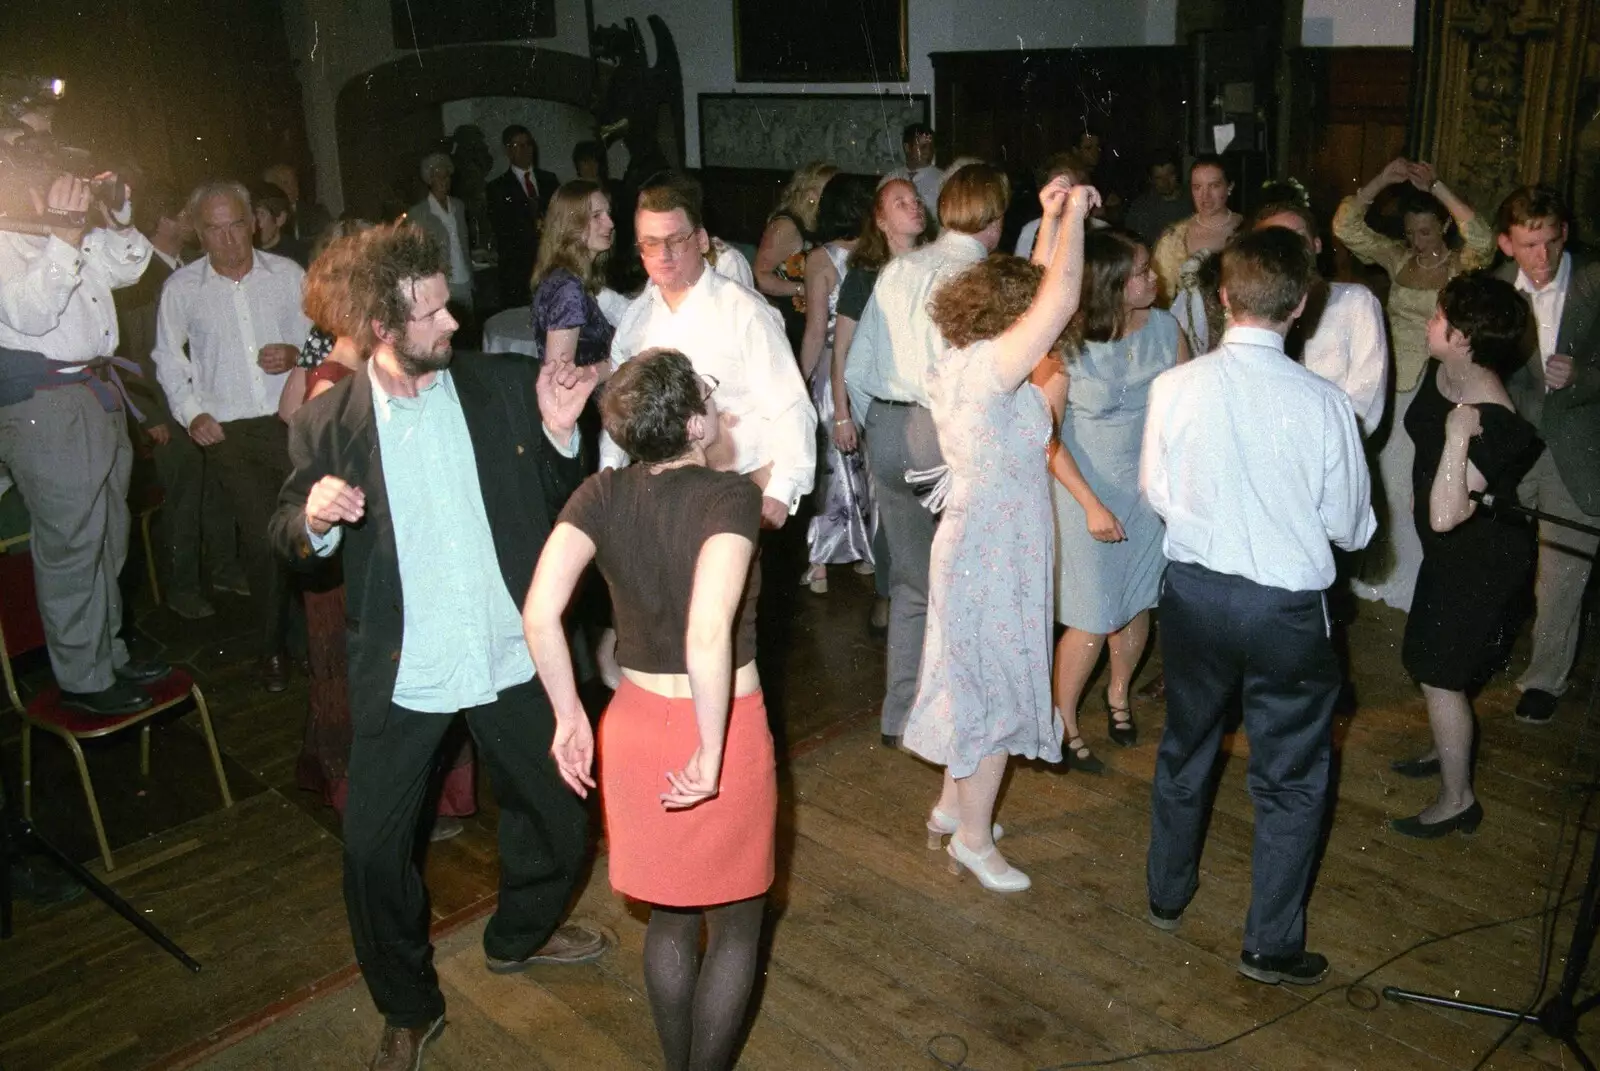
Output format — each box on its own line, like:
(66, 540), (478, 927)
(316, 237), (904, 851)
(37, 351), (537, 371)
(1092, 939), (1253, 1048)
(530, 180), (610, 295)
(771, 162), (837, 233)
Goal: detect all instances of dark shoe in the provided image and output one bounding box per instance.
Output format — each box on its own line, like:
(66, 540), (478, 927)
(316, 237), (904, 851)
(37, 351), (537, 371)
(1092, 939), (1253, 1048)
(1147, 900), (1183, 932)
(1390, 800), (1483, 839)
(1064, 735), (1105, 775)
(1238, 949), (1329, 986)
(869, 597), (890, 635)
(1389, 755), (1440, 779)
(368, 1013), (444, 1071)
(1136, 672), (1166, 702)
(880, 733), (901, 750)
(113, 658), (171, 685)
(485, 923), (607, 973)
(59, 681), (152, 717)
(1108, 701), (1137, 747)
(9, 857), (86, 906)
(165, 590), (216, 620)
(259, 654), (290, 694)
(428, 815), (465, 843)
(210, 570), (250, 597)
(1516, 689), (1558, 725)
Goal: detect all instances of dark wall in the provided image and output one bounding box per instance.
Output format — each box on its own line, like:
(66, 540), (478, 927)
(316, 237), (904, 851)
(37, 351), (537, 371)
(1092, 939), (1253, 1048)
(0, 0), (310, 204)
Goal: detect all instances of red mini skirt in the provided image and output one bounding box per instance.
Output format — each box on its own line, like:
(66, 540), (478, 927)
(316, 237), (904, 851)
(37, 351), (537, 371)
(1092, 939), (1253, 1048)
(599, 679), (777, 907)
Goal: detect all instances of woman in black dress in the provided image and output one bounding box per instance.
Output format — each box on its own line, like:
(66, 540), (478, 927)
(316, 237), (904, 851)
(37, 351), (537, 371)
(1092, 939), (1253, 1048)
(1392, 272), (1541, 838)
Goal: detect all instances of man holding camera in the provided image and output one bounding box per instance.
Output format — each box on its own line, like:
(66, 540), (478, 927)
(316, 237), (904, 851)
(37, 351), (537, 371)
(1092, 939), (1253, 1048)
(0, 172), (171, 716)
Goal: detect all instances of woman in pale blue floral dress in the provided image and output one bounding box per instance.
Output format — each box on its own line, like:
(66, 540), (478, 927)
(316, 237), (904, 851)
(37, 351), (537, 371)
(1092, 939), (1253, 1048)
(903, 177), (1098, 894)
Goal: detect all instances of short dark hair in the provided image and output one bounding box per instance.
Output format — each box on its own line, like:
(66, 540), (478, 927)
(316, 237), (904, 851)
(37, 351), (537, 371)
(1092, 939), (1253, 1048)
(812, 173), (876, 245)
(347, 222), (450, 354)
(636, 170), (704, 231)
(501, 124), (533, 147)
(1221, 227), (1314, 324)
(1438, 271), (1529, 375)
(1249, 197), (1319, 245)
(572, 140), (605, 169)
(1397, 187), (1449, 225)
(1148, 154), (1180, 175)
(133, 185), (184, 236)
(247, 181), (291, 220)
(601, 348), (706, 463)
(902, 122), (933, 145)
(1495, 184), (1570, 235)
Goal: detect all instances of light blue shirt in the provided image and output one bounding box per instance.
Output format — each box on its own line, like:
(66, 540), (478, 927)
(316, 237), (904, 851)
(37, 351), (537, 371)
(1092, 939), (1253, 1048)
(309, 362), (576, 712)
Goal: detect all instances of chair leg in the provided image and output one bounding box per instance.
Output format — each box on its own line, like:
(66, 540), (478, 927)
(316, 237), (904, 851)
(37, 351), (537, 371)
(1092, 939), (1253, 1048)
(139, 725), (150, 778)
(62, 738), (115, 871)
(192, 691), (233, 809)
(21, 724), (32, 821)
(142, 508), (161, 608)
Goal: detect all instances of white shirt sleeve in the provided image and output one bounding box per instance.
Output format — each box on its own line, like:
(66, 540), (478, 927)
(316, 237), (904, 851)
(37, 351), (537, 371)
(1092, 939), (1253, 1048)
(1139, 371), (1174, 521)
(1320, 392), (1377, 551)
(1345, 287), (1389, 437)
(712, 241), (756, 290)
(81, 227), (153, 290)
(151, 276), (202, 430)
(0, 235), (81, 337)
(306, 520), (343, 557)
(598, 307), (639, 472)
(744, 303), (817, 510)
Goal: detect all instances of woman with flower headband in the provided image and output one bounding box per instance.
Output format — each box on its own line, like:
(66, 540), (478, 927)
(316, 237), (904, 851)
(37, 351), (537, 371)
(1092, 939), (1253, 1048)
(1335, 158), (1495, 612)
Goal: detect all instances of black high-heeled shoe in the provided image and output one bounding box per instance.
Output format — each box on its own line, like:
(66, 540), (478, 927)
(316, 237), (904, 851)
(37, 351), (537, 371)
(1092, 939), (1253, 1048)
(1108, 700), (1137, 747)
(1390, 800), (1483, 839)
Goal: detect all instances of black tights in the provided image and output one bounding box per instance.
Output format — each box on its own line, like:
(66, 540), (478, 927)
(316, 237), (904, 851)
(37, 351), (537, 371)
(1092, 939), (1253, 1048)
(643, 895), (766, 1071)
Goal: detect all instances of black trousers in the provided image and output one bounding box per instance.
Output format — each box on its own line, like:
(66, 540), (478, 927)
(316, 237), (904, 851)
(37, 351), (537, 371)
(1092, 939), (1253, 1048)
(343, 677), (589, 1027)
(207, 416), (290, 657)
(1146, 561), (1339, 958)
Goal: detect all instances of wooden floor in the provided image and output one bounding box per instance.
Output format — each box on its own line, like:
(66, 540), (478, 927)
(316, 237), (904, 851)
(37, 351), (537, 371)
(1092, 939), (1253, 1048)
(5, 570), (1600, 1069)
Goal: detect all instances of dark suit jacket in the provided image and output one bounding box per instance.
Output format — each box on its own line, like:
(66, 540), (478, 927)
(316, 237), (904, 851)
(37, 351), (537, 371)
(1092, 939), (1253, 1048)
(485, 166), (558, 306)
(268, 354), (584, 735)
(114, 252), (180, 428)
(1500, 252), (1600, 514)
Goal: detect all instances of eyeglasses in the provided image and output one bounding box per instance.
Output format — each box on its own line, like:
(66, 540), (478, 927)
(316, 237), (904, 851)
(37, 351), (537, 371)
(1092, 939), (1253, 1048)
(637, 231), (698, 258)
(700, 373), (719, 401)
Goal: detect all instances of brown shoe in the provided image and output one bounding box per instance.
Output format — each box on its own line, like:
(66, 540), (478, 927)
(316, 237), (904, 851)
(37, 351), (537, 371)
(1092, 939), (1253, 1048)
(368, 1014), (444, 1071)
(259, 653), (290, 694)
(484, 922), (607, 973)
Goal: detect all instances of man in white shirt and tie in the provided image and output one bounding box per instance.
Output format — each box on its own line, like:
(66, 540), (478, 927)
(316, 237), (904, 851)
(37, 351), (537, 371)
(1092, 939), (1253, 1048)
(843, 163), (1011, 745)
(153, 180), (311, 692)
(1140, 228), (1375, 987)
(1494, 186), (1600, 724)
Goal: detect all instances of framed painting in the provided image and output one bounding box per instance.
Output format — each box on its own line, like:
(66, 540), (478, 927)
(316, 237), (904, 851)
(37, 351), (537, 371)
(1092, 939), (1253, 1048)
(699, 92), (929, 172)
(733, 0), (908, 83)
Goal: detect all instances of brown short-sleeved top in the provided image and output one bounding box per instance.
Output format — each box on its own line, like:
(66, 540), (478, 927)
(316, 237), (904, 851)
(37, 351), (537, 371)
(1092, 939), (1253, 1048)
(558, 465), (762, 674)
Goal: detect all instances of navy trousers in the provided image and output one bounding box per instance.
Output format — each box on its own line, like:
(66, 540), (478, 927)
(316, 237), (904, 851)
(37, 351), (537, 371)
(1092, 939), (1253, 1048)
(1146, 560), (1339, 957)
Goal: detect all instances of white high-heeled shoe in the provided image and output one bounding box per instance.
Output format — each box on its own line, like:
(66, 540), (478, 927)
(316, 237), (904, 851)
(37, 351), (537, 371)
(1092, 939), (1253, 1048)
(946, 836), (1030, 893)
(925, 808), (1004, 851)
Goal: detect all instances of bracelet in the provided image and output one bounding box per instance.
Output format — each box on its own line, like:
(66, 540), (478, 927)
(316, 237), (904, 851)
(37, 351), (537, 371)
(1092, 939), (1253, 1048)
(833, 418), (852, 426)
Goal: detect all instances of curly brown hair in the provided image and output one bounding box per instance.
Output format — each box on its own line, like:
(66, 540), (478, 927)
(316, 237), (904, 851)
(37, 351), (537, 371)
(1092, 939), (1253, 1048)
(346, 222), (450, 355)
(302, 229), (370, 337)
(928, 254), (1046, 349)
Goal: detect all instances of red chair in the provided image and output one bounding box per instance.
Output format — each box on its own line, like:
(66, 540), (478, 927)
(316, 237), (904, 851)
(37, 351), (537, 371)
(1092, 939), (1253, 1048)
(0, 550), (232, 871)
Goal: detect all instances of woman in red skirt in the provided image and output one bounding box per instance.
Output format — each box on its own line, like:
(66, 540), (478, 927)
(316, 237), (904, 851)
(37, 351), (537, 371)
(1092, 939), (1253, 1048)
(524, 348), (775, 1071)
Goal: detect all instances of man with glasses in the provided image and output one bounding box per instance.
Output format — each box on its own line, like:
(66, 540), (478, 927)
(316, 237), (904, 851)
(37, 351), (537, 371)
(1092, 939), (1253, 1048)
(271, 222), (604, 1071)
(486, 125), (558, 308)
(602, 171), (815, 529)
(153, 180), (310, 692)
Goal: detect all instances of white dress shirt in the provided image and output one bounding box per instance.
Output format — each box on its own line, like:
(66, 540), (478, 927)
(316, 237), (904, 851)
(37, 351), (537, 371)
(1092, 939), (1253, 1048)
(603, 266), (817, 510)
(843, 230), (986, 418)
(0, 229), (151, 365)
(709, 237), (756, 290)
(1300, 281), (1388, 437)
(152, 250), (311, 428)
(427, 195), (473, 287)
(1515, 250), (1572, 369)
(1140, 326), (1376, 592)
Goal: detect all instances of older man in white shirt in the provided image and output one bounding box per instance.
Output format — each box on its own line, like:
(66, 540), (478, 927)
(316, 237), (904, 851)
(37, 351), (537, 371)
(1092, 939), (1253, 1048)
(0, 173), (169, 716)
(843, 162), (1010, 744)
(1140, 228), (1374, 988)
(153, 180), (311, 691)
(602, 172), (815, 525)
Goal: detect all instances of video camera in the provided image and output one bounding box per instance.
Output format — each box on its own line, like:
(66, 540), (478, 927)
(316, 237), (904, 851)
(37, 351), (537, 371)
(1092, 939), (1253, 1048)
(0, 73), (128, 229)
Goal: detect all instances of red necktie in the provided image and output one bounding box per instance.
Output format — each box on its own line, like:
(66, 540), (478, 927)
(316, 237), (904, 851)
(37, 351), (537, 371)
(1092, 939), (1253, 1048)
(523, 171), (536, 201)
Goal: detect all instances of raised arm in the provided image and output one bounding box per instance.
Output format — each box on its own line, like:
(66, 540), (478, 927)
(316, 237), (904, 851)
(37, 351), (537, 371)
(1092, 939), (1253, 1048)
(523, 522), (599, 797)
(988, 183), (1099, 390)
(1407, 163), (1494, 270)
(668, 530), (757, 810)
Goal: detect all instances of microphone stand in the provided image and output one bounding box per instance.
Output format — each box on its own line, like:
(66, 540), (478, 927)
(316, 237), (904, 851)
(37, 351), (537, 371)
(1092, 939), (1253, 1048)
(1384, 489), (1599, 1067)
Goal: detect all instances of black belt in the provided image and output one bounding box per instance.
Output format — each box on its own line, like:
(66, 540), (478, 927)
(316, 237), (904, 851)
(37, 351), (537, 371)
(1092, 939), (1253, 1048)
(872, 398), (919, 408)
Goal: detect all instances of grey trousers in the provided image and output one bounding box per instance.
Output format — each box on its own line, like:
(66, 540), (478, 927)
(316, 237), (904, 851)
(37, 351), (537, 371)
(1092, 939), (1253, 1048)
(863, 401), (943, 736)
(1516, 450), (1600, 696)
(0, 386), (130, 692)
(149, 427), (239, 598)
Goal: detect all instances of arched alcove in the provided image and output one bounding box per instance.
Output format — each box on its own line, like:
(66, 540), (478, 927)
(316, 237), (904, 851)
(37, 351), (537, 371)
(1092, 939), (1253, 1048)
(334, 44), (594, 220)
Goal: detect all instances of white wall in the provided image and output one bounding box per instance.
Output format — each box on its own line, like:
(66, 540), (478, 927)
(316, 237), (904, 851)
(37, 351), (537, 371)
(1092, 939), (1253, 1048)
(284, 0), (1179, 212)
(438, 97), (600, 184)
(1301, 0), (1414, 46)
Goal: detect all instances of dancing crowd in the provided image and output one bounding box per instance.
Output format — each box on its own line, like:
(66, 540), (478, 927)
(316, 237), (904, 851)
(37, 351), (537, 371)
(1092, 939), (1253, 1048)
(3, 112), (1597, 1071)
